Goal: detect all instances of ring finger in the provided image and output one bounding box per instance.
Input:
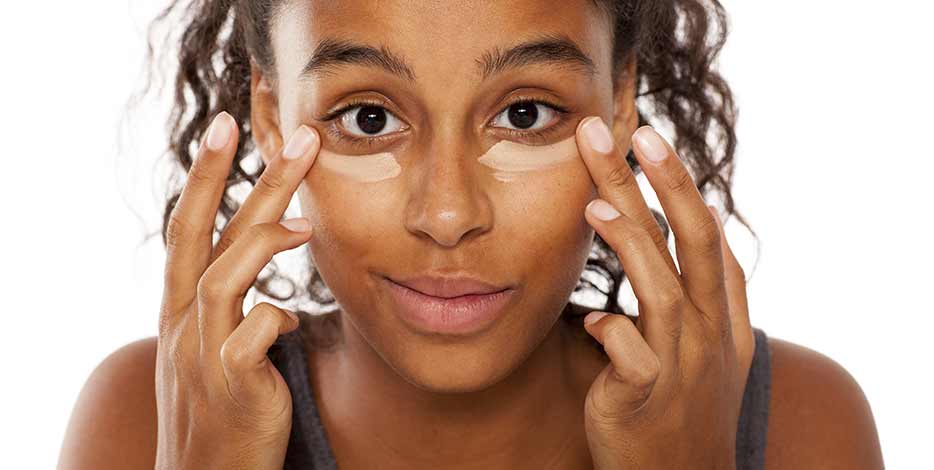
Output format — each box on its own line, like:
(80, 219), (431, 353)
(584, 199), (684, 370)
(197, 218), (313, 358)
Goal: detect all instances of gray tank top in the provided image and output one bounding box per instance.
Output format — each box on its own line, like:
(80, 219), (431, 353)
(269, 324), (771, 470)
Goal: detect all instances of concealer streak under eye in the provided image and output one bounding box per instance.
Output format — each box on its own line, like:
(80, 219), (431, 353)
(317, 149), (402, 182)
(477, 136), (578, 182)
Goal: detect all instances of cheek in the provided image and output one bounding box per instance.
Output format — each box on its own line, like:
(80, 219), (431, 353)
(297, 165), (399, 283)
(491, 158), (596, 266)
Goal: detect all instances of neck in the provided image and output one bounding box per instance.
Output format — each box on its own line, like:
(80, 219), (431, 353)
(307, 312), (604, 470)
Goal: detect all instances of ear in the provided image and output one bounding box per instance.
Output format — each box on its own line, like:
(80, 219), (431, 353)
(610, 55), (639, 152)
(250, 59), (283, 165)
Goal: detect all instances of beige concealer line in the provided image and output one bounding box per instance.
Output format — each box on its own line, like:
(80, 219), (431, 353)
(316, 149), (402, 183)
(476, 136), (579, 182)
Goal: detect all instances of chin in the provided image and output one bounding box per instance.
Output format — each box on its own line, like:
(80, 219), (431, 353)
(363, 299), (560, 395)
(391, 341), (527, 394)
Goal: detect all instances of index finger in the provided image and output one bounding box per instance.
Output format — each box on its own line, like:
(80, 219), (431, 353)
(162, 111), (239, 319)
(576, 116), (679, 277)
(208, 125), (320, 265)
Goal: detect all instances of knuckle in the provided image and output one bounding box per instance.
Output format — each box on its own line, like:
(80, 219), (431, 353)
(186, 160), (218, 190)
(604, 163), (636, 191)
(618, 354), (660, 391)
(219, 338), (247, 373)
(694, 213), (722, 252)
(254, 170), (287, 197)
(196, 270), (226, 304)
(666, 166), (696, 193)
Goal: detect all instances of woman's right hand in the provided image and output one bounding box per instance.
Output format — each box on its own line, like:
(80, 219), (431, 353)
(155, 111), (320, 470)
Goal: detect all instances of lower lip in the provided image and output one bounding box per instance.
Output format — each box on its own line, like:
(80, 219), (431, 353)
(383, 277), (515, 336)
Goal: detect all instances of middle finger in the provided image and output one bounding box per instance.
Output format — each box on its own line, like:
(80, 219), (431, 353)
(209, 125), (320, 264)
(630, 126), (729, 339)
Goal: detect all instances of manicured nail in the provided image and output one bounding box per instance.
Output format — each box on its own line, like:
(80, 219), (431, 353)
(634, 126), (668, 163)
(283, 126), (317, 160)
(581, 117), (614, 154)
(280, 217), (311, 232)
(584, 311), (608, 325)
(206, 112), (233, 151)
(587, 199), (621, 221)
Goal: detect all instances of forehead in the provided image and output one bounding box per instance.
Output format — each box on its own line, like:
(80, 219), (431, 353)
(270, 0), (614, 87)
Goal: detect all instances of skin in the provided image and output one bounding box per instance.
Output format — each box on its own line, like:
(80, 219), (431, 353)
(58, 1), (884, 469)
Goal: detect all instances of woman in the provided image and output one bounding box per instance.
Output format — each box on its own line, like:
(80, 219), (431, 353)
(59, 0), (883, 469)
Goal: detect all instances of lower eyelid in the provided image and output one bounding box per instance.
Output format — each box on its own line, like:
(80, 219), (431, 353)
(327, 123), (407, 151)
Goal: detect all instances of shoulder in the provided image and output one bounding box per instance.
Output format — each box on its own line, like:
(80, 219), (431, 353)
(763, 334), (884, 469)
(58, 336), (158, 470)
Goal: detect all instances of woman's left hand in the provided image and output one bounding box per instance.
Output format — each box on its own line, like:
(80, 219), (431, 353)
(575, 117), (756, 470)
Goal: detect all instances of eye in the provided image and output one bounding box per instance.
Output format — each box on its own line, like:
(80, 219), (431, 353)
(491, 100), (560, 131)
(338, 105), (405, 138)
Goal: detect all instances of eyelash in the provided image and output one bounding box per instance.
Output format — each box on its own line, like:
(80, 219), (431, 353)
(317, 96), (570, 150)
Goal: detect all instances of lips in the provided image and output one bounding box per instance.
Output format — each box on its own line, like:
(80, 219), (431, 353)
(386, 274), (511, 299)
(381, 274), (516, 336)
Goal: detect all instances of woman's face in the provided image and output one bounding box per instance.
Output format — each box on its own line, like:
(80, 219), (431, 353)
(252, 0), (636, 392)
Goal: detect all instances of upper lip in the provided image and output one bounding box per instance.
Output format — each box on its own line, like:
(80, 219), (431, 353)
(386, 273), (512, 299)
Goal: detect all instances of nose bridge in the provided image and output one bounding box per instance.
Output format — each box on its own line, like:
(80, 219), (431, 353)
(403, 124), (493, 248)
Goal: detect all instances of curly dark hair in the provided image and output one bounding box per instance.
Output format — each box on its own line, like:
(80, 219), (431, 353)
(135, 0), (758, 355)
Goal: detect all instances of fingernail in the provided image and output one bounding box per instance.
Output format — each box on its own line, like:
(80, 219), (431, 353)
(634, 126), (668, 163)
(587, 199), (621, 221)
(206, 112), (232, 151)
(581, 117), (614, 154)
(280, 217), (311, 232)
(283, 126), (317, 160)
(584, 311), (608, 325)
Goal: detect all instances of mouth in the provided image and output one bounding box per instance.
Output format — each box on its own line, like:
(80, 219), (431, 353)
(382, 274), (516, 336)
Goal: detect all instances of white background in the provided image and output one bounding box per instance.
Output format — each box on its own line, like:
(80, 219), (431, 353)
(1, 1), (930, 468)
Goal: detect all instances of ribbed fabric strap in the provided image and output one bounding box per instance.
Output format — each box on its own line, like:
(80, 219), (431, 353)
(735, 327), (771, 470)
(269, 329), (338, 470)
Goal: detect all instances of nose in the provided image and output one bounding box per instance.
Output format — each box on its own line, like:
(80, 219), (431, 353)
(403, 137), (494, 248)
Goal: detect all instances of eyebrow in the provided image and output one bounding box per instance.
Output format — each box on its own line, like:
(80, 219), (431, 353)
(299, 34), (596, 82)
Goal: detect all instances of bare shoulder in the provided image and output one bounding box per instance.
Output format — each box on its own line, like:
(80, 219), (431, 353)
(763, 334), (884, 469)
(58, 336), (158, 470)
